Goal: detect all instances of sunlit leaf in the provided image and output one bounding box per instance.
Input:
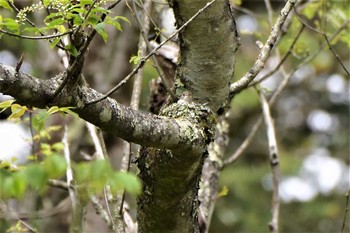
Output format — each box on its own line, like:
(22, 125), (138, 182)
(0, 99), (15, 112)
(217, 186), (229, 197)
(9, 104), (27, 119)
(0, 0), (13, 12)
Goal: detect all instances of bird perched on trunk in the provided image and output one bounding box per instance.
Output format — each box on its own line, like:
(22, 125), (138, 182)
(148, 41), (179, 114)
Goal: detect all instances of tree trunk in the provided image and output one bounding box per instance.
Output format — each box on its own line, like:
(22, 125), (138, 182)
(136, 0), (239, 232)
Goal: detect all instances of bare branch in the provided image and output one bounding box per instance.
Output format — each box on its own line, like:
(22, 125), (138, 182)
(259, 90), (281, 233)
(224, 19), (349, 166)
(0, 29), (73, 40)
(230, 0), (297, 96)
(249, 25), (305, 87)
(341, 191), (350, 233)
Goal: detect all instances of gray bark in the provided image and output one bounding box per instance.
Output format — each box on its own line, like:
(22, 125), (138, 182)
(136, 0), (239, 232)
(0, 0), (239, 232)
(0, 64), (204, 154)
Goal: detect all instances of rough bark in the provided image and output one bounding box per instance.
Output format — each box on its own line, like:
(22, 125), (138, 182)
(170, 0), (239, 113)
(0, 64), (203, 154)
(0, 0), (239, 232)
(136, 0), (239, 232)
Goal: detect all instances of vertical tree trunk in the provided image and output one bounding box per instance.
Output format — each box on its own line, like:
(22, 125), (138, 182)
(136, 1), (239, 232)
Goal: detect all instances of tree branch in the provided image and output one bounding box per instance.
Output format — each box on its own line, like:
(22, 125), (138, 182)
(230, 0), (297, 96)
(0, 64), (205, 154)
(259, 90), (281, 233)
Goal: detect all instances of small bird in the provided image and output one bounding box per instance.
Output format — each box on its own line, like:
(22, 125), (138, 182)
(179, 91), (193, 103)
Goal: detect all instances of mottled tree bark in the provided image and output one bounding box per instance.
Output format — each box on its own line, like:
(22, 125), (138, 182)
(136, 1), (238, 232)
(0, 0), (239, 232)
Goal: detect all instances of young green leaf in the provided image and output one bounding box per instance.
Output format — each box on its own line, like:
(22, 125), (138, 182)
(0, 99), (15, 112)
(0, 0), (13, 12)
(93, 22), (108, 43)
(9, 104), (28, 119)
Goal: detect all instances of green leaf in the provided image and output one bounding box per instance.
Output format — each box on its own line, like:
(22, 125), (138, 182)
(9, 104), (27, 119)
(114, 16), (130, 25)
(0, 0), (13, 12)
(25, 164), (48, 191)
(2, 17), (19, 33)
(11, 172), (27, 198)
(50, 37), (61, 49)
(93, 22), (108, 43)
(32, 111), (49, 132)
(80, 0), (93, 5)
(129, 51), (141, 65)
(0, 99), (15, 112)
(65, 44), (78, 57)
(43, 155), (67, 179)
(46, 18), (65, 29)
(52, 142), (64, 152)
(47, 106), (59, 115)
(43, 0), (51, 7)
(109, 172), (141, 195)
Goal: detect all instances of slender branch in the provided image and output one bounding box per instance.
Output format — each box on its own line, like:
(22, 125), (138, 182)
(114, 1), (153, 231)
(264, 0), (273, 27)
(17, 219), (38, 233)
(90, 196), (112, 227)
(130, 0), (177, 99)
(63, 126), (76, 209)
(5, 0), (66, 50)
(230, 0), (297, 96)
(0, 29), (73, 40)
(341, 191), (350, 233)
(323, 34), (350, 77)
(1, 197), (71, 220)
(293, 8), (350, 77)
(48, 179), (71, 190)
(86, 0), (218, 105)
(50, 0), (123, 103)
(86, 122), (116, 230)
(259, 90), (281, 233)
(224, 19), (350, 166)
(249, 25), (305, 87)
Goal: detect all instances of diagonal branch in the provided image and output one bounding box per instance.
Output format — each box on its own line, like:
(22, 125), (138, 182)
(230, 0), (297, 96)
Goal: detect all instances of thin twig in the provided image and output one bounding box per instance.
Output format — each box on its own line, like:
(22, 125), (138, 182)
(1, 197), (71, 220)
(17, 219), (38, 233)
(130, 0), (177, 100)
(113, 0), (153, 230)
(230, 0), (297, 96)
(86, 122), (116, 230)
(47, 179), (70, 190)
(259, 89), (281, 233)
(294, 8), (350, 77)
(85, 0), (218, 105)
(50, 0), (123, 103)
(264, 0), (273, 27)
(323, 34), (350, 77)
(340, 191), (350, 233)
(224, 19), (350, 166)
(0, 29), (73, 40)
(5, 0), (66, 50)
(63, 126), (76, 208)
(249, 25), (305, 87)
